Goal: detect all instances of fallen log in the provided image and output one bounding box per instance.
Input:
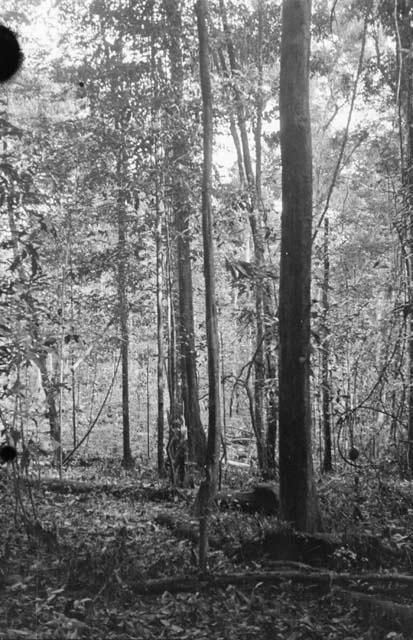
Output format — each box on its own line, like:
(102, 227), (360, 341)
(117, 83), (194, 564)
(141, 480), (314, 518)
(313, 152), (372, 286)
(131, 569), (413, 596)
(27, 478), (186, 502)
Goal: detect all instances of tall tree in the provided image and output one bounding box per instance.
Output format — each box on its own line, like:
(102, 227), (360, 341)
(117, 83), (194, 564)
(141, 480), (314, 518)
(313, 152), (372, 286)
(321, 217), (332, 472)
(255, 0), (277, 476)
(164, 0), (206, 467)
(195, 0), (222, 571)
(219, 0), (267, 474)
(278, 0), (319, 531)
(116, 130), (133, 469)
(150, 6), (166, 477)
(155, 192), (166, 475)
(396, 1), (413, 474)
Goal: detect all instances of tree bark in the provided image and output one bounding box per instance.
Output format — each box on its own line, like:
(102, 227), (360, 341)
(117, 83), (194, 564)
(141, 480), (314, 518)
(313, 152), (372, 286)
(116, 150), (133, 469)
(164, 0), (206, 467)
(392, 1), (413, 475)
(195, 0), (222, 571)
(321, 217), (332, 473)
(264, 282), (278, 475)
(156, 191), (166, 476)
(151, 4), (166, 476)
(165, 219), (182, 427)
(278, 0), (319, 531)
(255, 0), (264, 203)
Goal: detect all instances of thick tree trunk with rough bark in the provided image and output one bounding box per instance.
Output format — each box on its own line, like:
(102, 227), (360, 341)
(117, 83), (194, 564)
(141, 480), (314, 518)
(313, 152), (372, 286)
(278, 0), (319, 532)
(394, 3), (413, 475)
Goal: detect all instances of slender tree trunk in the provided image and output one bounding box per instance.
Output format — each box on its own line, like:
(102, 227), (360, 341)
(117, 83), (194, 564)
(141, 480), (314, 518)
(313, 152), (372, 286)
(321, 217), (332, 472)
(164, 0), (206, 467)
(146, 352), (150, 458)
(156, 191), (166, 476)
(165, 218), (181, 424)
(195, 0), (221, 572)
(264, 283), (278, 476)
(230, 113), (245, 185)
(68, 220), (77, 450)
(38, 356), (60, 452)
(97, 27), (133, 468)
(116, 154), (133, 468)
(279, 0), (319, 532)
(71, 362), (77, 448)
(252, 0), (266, 476)
(150, 2), (166, 477)
(219, 0), (267, 473)
(255, 0), (263, 202)
(165, 217), (184, 483)
(215, 49), (245, 186)
(255, 0), (274, 476)
(58, 272), (67, 476)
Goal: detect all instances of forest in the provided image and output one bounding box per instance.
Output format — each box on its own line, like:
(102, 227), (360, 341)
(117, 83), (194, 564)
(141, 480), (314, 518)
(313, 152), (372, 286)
(1, 0), (413, 638)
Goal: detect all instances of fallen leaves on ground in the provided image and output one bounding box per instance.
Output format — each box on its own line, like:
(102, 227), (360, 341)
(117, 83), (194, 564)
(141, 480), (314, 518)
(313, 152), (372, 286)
(0, 464), (412, 639)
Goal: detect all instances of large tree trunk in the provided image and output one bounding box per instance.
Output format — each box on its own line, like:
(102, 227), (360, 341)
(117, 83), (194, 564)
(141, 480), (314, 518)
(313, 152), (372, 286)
(393, 2), (413, 475)
(195, 0), (222, 572)
(164, 0), (206, 467)
(278, 0), (319, 532)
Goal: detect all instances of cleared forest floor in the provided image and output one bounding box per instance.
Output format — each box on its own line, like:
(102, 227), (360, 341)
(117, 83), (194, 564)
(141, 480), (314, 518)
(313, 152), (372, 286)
(0, 461), (412, 639)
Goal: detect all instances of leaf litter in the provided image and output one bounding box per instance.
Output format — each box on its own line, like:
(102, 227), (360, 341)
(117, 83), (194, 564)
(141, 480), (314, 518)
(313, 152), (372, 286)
(0, 463), (412, 639)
